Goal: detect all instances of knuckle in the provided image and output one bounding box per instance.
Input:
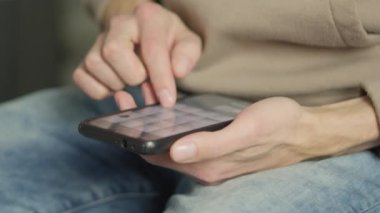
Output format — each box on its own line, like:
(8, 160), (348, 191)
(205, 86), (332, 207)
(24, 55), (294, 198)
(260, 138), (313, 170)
(84, 54), (103, 71)
(102, 42), (123, 62)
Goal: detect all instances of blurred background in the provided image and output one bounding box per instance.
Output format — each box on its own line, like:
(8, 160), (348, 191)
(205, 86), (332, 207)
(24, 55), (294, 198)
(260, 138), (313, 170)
(0, 0), (98, 102)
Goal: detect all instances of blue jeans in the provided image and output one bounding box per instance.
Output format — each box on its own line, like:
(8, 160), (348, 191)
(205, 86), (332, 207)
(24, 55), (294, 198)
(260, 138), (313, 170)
(1, 87), (380, 213)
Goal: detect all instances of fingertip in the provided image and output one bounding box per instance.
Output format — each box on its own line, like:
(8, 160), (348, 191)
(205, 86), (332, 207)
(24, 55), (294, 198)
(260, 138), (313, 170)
(158, 89), (176, 108)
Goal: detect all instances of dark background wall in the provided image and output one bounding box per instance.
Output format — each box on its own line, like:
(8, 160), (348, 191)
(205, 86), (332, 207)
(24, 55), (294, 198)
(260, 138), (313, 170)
(0, 0), (98, 102)
(0, 0), (58, 102)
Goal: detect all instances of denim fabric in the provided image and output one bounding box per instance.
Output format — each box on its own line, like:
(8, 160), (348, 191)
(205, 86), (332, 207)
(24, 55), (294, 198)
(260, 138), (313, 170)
(165, 151), (380, 213)
(1, 87), (380, 213)
(0, 87), (180, 213)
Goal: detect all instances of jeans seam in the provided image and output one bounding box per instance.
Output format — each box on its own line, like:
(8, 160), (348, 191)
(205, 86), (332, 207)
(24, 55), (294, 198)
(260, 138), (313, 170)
(60, 192), (161, 213)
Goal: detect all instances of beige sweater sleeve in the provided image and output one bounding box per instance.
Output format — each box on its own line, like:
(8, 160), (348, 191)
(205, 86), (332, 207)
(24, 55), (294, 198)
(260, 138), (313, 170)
(82, 0), (380, 46)
(356, 0), (380, 121)
(357, 0), (380, 34)
(339, 0), (380, 121)
(330, 0), (380, 47)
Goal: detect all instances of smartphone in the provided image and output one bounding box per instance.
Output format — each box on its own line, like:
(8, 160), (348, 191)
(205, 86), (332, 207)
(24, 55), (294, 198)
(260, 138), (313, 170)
(78, 94), (250, 155)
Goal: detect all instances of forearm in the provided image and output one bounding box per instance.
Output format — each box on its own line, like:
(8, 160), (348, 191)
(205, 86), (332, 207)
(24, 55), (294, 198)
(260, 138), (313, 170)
(302, 96), (380, 157)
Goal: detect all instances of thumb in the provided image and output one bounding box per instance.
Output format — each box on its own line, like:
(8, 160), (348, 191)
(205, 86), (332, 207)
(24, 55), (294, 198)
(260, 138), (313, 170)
(170, 126), (243, 163)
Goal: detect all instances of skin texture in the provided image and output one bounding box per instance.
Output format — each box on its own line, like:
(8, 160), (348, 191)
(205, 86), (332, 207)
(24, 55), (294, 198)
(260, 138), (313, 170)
(74, 1), (380, 184)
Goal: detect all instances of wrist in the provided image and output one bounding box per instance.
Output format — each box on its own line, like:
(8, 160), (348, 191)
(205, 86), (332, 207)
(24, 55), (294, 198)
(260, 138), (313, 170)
(299, 97), (380, 158)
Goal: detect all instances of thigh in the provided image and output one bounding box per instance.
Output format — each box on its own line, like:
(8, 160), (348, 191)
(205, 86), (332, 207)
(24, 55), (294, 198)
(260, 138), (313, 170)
(165, 150), (380, 213)
(0, 87), (180, 213)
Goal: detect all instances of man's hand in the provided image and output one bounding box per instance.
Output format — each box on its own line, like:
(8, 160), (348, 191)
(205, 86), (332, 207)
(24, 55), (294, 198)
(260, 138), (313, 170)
(73, 1), (202, 108)
(142, 96), (380, 184)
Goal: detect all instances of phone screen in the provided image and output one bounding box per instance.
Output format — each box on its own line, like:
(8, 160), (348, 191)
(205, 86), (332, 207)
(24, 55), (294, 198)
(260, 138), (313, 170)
(88, 103), (235, 141)
(80, 94), (250, 154)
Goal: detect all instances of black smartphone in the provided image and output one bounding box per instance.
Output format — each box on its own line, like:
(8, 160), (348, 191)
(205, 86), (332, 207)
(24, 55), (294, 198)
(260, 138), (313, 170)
(78, 94), (250, 155)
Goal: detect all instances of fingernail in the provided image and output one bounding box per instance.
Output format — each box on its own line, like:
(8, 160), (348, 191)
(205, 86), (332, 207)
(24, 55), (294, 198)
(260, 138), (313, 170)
(159, 89), (175, 107)
(175, 59), (190, 76)
(172, 141), (197, 163)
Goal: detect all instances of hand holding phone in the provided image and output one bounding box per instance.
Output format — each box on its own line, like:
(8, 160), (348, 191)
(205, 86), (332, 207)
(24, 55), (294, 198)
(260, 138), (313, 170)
(79, 94), (250, 154)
